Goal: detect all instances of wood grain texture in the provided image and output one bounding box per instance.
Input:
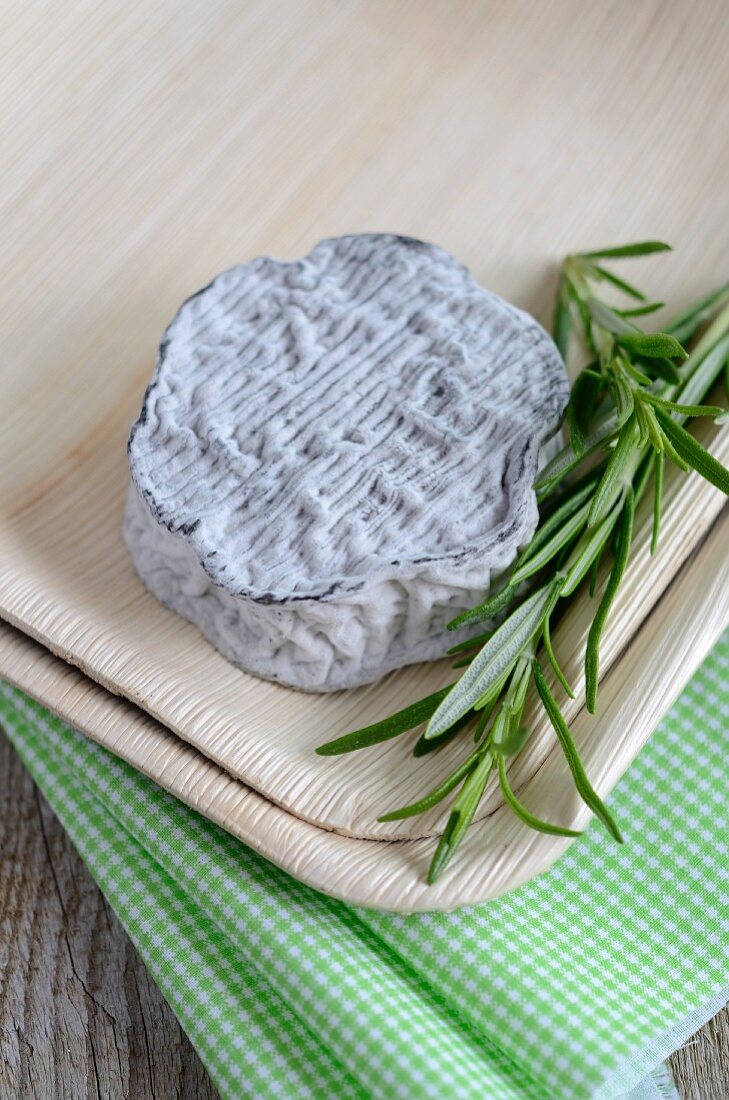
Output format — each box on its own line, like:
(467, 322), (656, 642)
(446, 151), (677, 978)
(1, 0), (728, 906)
(1, 498), (726, 914)
(0, 728), (219, 1100)
(0, 416), (726, 844)
(0, 725), (726, 1099)
(670, 1007), (729, 1100)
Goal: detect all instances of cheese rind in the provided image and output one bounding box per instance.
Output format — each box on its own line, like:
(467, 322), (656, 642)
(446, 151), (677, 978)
(125, 234), (569, 691)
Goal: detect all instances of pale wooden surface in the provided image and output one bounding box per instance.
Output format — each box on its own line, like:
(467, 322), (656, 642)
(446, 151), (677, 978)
(0, 728), (725, 1100)
(1, 0), (728, 903)
(0, 402), (726, 845)
(0, 495), (726, 914)
(0, 727), (218, 1100)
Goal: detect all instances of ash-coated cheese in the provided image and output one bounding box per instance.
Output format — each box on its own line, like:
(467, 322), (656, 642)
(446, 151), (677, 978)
(124, 234), (569, 691)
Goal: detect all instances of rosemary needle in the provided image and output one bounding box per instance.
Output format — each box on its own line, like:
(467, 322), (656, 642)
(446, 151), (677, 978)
(496, 754), (582, 839)
(651, 452), (664, 555)
(585, 488), (635, 713)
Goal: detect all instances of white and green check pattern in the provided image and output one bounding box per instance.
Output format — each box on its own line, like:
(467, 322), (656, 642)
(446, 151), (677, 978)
(1, 633), (726, 1099)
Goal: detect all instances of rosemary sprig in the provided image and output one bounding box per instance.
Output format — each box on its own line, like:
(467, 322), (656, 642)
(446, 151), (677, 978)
(317, 245), (729, 883)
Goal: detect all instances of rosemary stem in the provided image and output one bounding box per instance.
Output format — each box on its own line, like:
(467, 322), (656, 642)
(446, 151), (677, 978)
(317, 248), (729, 887)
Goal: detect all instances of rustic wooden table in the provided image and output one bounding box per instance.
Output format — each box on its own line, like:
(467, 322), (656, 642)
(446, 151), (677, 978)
(1, 727), (726, 1098)
(0, 729), (217, 1100)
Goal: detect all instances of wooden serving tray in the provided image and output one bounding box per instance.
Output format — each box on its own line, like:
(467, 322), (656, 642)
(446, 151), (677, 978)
(1, 382), (727, 844)
(1, 483), (725, 913)
(1, 0), (728, 908)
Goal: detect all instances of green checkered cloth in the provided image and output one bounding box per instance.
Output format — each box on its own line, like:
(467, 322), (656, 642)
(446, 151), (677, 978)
(1, 635), (727, 1099)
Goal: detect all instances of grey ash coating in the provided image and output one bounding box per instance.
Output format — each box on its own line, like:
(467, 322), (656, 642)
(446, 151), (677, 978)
(124, 233), (569, 690)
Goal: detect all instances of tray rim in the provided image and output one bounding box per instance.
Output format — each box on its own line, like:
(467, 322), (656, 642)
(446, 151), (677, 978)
(1, 500), (726, 913)
(0, 412), (725, 843)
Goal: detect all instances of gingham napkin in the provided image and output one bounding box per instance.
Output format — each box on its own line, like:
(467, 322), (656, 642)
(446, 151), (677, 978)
(1, 634), (726, 1099)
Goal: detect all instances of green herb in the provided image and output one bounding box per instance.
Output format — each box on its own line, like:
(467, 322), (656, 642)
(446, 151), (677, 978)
(496, 753), (582, 838)
(315, 686), (450, 755)
(585, 488), (635, 713)
(318, 245), (729, 883)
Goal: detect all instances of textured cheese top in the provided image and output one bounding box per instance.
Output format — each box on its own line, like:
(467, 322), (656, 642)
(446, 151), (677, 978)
(128, 234), (568, 603)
